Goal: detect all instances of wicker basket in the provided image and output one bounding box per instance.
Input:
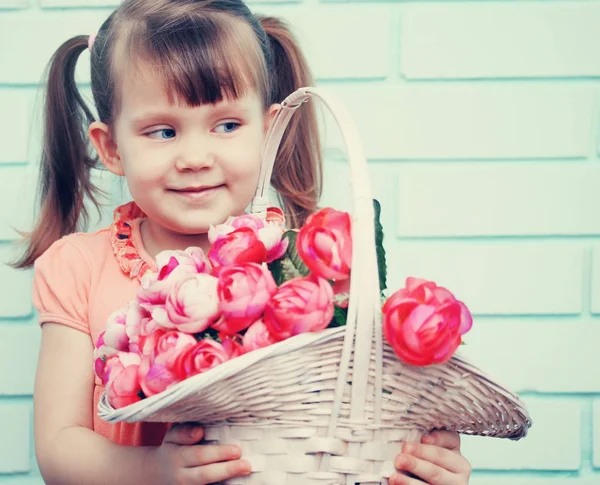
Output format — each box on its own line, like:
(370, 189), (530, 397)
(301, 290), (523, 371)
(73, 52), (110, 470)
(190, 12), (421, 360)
(99, 87), (532, 485)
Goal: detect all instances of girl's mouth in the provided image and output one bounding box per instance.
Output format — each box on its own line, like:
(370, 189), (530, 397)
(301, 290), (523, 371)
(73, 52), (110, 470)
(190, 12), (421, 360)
(170, 184), (224, 201)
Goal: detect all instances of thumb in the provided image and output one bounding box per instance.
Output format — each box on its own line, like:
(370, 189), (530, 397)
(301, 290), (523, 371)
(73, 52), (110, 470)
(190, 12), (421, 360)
(163, 423), (205, 446)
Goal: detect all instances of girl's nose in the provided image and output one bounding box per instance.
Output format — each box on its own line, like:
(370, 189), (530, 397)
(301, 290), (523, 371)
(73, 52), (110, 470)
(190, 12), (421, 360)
(175, 139), (215, 171)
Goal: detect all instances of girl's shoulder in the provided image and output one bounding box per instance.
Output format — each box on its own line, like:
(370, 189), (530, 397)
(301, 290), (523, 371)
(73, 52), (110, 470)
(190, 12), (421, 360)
(37, 227), (113, 269)
(32, 228), (112, 332)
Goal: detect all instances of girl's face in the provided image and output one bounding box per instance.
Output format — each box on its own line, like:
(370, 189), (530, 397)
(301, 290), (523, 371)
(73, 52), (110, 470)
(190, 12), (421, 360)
(91, 66), (277, 251)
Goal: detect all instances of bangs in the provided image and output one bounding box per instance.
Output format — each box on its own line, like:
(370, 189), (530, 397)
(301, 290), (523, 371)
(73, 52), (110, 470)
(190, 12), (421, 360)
(112, 12), (268, 109)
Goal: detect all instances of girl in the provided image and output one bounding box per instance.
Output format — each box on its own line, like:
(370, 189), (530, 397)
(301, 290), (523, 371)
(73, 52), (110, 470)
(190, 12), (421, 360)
(16, 0), (472, 484)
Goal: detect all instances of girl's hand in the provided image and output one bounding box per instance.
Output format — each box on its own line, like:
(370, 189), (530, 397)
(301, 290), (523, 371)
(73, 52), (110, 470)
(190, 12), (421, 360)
(146, 423), (251, 485)
(390, 430), (472, 485)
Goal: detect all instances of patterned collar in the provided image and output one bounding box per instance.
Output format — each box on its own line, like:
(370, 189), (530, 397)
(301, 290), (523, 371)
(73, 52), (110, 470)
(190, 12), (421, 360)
(110, 201), (287, 282)
(110, 201), (151, 282)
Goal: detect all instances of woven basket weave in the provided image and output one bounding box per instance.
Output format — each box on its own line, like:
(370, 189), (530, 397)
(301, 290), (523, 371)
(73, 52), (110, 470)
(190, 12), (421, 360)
(99, 87), (532, 485)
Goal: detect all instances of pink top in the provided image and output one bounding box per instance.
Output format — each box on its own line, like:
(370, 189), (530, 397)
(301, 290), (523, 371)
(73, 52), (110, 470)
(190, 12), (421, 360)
(32, 202), (169, 446)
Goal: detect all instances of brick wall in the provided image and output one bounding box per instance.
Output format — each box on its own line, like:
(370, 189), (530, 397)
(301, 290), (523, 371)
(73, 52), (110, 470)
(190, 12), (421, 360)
(1, 0), (598, 483)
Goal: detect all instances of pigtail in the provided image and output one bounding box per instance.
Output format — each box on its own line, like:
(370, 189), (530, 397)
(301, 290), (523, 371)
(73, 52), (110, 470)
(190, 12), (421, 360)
(258, 16), (322, 229)
(13, 35), (100, 268)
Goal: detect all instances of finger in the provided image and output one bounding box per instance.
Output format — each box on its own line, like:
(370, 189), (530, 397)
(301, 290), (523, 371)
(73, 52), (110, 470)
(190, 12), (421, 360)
(394, 452), (455, 485)
(163, 423), (205, 446)
(389, 472), (426, 485)
(184, 459), (252, 484)
(421, 430), (461, 452)
(181, 443), (242, 468)
(401, 442), (471, 475)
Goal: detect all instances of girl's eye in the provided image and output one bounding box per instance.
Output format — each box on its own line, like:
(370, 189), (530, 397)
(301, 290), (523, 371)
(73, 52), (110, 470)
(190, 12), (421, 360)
(214, 122), (240, 134)
(146, 128), (176, 140)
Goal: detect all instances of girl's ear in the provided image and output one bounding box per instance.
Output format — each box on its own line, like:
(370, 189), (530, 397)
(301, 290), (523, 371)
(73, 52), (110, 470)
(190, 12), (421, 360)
(88, 121), (124, 176)
(264, 103), (281, 133)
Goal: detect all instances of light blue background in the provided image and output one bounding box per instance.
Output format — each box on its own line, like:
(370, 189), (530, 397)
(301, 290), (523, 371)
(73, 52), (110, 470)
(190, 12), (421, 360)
(1, 0), (600, 484)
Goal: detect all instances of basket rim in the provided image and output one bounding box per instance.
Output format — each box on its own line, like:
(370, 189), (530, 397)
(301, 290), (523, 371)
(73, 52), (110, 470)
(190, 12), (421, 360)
(99, 327), (345, 422)
(99, 326), (531, 437)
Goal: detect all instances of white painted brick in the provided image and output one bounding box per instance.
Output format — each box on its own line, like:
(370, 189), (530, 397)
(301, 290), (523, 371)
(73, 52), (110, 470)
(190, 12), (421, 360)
(589, 245), (600, 314)
(328, 85), (593, 160)
(396, 163), (600, 237)
(0, 11), (107, 85)
(594, 400), (600, 468)
(0, 326), (39, 395)
(0, 90), (36, 164)
(0, 0), (29, 8)
(462, 397), (581, 471)
(387, 241), (583, 315)
(456, 321), (600, 394)
(280, 7), (390, 80)
(321, 160), (399, 235)
(401, 3), (600, 79)
(0, 246), (33, 318)
(0, 166), (36, 241)
(0, 402), (31, 473)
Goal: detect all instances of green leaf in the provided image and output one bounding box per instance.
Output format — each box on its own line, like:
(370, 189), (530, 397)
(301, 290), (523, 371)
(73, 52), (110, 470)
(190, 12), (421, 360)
(267, 259), (284, 286)
(373, 199), (387, 293)
(273, 230), (311, 284)
(329, 305), (348, 328)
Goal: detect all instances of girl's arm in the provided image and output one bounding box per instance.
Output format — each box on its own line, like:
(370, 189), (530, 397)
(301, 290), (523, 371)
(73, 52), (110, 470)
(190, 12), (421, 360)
(34, 324), (250, 485)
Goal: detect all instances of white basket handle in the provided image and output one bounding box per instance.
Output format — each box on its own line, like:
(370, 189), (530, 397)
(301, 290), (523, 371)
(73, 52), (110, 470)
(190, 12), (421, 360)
(252, 87), (385, 474)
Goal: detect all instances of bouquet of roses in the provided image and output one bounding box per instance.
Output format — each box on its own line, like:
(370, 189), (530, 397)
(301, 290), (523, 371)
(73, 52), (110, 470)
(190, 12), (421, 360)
(94, 201), (473, 409)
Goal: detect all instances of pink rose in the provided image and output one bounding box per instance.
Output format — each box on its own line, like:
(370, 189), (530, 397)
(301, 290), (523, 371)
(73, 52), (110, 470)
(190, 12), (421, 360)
(137, 250), (206, 308)
(105, 352), (143, 409)
(94, 355), (109, 384)
(258, 224), (289, 263)
(221, 335), (244, 359)
(215, 263), (277, 334)
(332, 278), (350, 309)
(242, 320), (277, 353)
(297, 208), (352, 281)
(209, 213), (266, 242)
(152, 330), (198, 361)
(208, 227), (268, 270)
(93, 331), (119, 383)
(124, 301), (151, 352)
(138, 355), (178, 397)
(231, 213), (287, 262)
(102, 301), (149, 355)
(155, 247), (211, 276)
(265, 207), (285, 226)
(94, 331), (118, 359)
(138, 315), (160, 339)
(382, 277), (473, 367)
(137, 265), (189, 308)
(209, 210), (287, 264)
(151, 274), (220, 333)
(103, 308), (129, 352)
(264, 276), (334, 341)
(231, 214), (266, 232)
(171, 337), (242, 379)
(137, 330), (197, 396)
